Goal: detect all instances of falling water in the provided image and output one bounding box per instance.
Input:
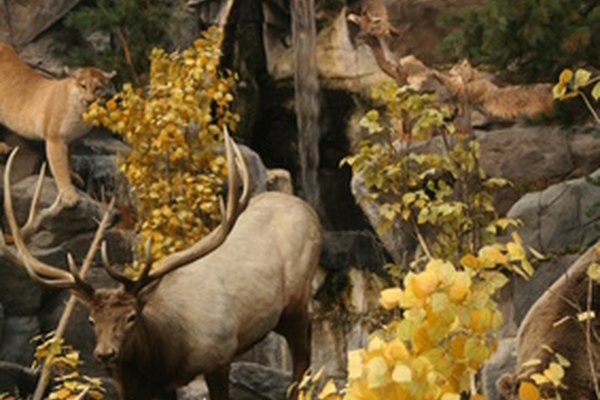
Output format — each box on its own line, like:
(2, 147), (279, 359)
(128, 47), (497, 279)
(291, 0), (321, 210)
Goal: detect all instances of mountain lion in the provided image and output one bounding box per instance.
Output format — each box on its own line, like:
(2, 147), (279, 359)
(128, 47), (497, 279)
(0, 42), (115, 206)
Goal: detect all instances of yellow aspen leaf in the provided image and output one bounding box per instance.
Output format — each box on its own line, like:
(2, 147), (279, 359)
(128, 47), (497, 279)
(448, 272), (471, 302)
(470, 395), (485, 400)
(411, 269), (439, 298)
(412, 325), (433, 353)
(366, 356), (388, 389)
(528, 246), (545, 260)
(449, 334), (467, 358)
(318, 379), (339, 400)
(430, 259), (456, 284)
(391, 363), (412, 383)
(367, 336), (386, 353)
(577, 310), (596, 322)
(518, 381), (540, 400)
(106, 99), (117, 111)
(460, 253), (480, 270)
(385, 340), (408, 361)
(593, 82), (600, 101)
(554, 351), (571, 368)
(543, 362), (564, 386)
(507, 242), (525, 261)
(441, 393), (460, 400)
(587, 263), (600, 283)
(470, 308), (492, 333)
(521, 358), (542, 368)
(530, 373), (548, 385)
(430, 292), (450, 312)
(379, 288), (403, 310)
(53, 388), (71, 400)
(480, 246), (508, 265)
(574, 68), (591, 88)
(312, 367), (324, 383)
(348, 350), (365, 380)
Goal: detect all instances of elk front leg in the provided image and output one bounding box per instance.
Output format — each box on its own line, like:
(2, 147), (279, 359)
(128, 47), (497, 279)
(277, 306), (311, 397)
(46, 137), (78, 207)
(205, 364), (230, 400)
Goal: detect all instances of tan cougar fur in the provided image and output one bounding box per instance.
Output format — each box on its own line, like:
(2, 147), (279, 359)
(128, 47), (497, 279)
(0, 42), (115, 206)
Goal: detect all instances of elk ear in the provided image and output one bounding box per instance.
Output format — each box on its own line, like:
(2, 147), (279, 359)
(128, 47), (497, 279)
(136, 280), (161, 310)
(71, 288), (94, 305)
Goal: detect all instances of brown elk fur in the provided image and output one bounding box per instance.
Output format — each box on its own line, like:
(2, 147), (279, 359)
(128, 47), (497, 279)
(497, 243), (600, 400)
(84, 191), (321, 400)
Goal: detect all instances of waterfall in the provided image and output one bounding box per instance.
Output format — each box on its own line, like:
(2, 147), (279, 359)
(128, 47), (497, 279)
(291, 0), (321, 211)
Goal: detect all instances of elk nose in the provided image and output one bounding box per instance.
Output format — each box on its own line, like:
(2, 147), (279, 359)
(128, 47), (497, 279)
(94, 348), (117, 364)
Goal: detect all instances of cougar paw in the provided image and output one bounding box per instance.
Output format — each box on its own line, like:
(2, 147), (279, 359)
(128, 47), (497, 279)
(60, 189), (79, 207)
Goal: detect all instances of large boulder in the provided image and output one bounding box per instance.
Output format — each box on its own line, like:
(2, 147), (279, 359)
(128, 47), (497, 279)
(504, 169), (600, 327)
(0, 315), (39, 365)
(0, 0), (80, 47)
(6, 175), (119, 249)
(0, 361), (38, 398)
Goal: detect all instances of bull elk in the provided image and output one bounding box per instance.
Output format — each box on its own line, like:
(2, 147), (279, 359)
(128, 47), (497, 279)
(0, 131), (322, 400)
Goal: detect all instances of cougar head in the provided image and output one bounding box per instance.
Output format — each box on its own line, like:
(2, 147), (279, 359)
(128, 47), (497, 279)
(70, 67), (116, 105)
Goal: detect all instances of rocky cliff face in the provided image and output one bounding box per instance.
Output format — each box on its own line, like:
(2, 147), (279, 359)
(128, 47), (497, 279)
(1, 1), (599, 399)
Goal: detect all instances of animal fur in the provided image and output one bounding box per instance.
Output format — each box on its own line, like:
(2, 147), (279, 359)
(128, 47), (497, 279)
(497, 243), (600, 399)
(0, 42), (115, 206)
(85, 191), (321, 399)
(443, 60), (554, 120)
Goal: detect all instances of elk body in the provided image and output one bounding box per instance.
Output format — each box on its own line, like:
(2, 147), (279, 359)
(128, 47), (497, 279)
(1, 132), (322, 400)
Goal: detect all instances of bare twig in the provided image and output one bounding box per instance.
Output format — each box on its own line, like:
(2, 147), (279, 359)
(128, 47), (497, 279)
(32, 200), (115, 400)
(411, 219), (432, 259)
(116, 27), (140, 86)
(579, 91), (600, 125)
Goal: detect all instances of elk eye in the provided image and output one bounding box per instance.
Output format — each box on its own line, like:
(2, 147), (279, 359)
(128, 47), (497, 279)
(88, 317), (95, 327)
(126, 313), (136, 324)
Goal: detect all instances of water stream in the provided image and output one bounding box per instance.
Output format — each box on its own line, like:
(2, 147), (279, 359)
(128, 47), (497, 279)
(291, 0), (321, 211)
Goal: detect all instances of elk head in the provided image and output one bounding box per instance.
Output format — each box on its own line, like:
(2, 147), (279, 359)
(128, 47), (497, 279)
(0, 128), (249, 368)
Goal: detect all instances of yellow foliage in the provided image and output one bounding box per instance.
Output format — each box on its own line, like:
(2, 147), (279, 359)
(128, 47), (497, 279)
(518, 381), (541, 400)
(340, 81), (535, 400)
(85, 27), (238, 267)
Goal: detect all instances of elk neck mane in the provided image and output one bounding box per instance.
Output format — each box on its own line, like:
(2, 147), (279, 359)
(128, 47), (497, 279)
(115, 297), (191, 391)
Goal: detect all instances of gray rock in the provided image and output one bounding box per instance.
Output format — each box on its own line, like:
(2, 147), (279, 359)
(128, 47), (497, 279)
(0, 0), (80, 47)
(177, 362), (291, 400)
(512, 253), (578, 326)
(482, 338), (517, 400)
(312, 268), (388, 380)
(350, 171), (417, 265)
(507, 169), (600, 253)
(0, 315), (39, 365)
(230, 362), (291, 400)
(177, 377), (209, 400)
(237, 332), (291, 372)
(0, 255), (44, 316)
(0, 361), (38, 398)
(477, 127), (573, 184)
(213, 143), (268, 196)
(0, 303), (4, 344)
(8, 175), (119, 249)
(321, 230), (387, 272)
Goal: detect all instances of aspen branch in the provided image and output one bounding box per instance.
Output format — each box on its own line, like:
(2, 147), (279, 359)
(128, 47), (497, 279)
(32, 200), (115, 400)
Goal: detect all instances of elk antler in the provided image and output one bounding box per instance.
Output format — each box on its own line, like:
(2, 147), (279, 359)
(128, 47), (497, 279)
(1, 148), (114, 298)
(100, 127), (250, 294)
